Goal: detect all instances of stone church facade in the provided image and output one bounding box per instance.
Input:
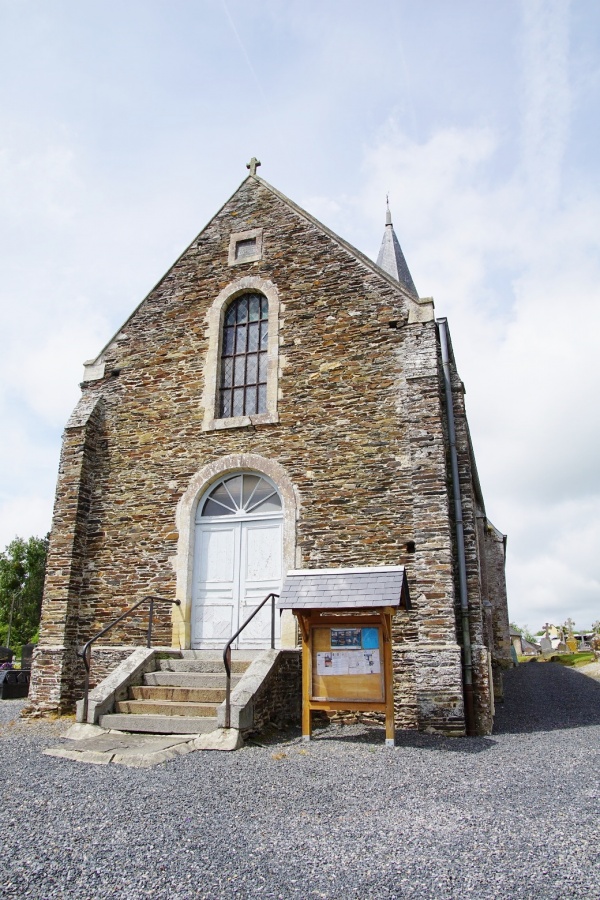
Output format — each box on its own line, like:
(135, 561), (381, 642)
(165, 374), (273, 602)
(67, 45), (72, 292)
(28, 165), (510, 736)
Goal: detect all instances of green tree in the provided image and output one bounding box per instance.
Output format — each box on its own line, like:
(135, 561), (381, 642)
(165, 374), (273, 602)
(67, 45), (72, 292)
(509, 622), (536, 643)
(0, 535), (48, 651)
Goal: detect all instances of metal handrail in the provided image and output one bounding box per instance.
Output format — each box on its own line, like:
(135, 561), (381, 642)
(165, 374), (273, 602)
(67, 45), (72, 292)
(77, 594), (181, 723)
(222, 592), (279, 729)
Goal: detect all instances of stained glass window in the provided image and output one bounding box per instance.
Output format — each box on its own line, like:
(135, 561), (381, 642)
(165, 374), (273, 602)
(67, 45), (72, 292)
(219, 293), (268, 418)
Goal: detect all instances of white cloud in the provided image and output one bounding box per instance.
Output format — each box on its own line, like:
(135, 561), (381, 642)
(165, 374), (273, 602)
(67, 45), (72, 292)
(316, 1), (599, 629)
(0, 495), (54, 547)
(0, 416), (58, 547)
(1, 308), (109, 426)
(519, 0), (571, 203)
(0, 0), (597, 632)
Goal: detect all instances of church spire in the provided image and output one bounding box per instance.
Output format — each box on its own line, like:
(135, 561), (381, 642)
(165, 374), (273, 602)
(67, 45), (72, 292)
(376, 200), (418, 297)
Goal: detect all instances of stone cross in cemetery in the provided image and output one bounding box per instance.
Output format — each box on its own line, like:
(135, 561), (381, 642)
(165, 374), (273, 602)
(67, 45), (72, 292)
(539, 622), (552, 654)
(564, 618), (578, 653)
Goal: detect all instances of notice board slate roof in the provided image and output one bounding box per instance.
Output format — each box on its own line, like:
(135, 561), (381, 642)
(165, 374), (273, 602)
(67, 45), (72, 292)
(277, 566), (411, 611)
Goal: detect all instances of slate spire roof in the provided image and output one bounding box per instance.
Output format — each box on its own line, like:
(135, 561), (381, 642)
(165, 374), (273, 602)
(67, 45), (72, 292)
(376, 200), (418, 298)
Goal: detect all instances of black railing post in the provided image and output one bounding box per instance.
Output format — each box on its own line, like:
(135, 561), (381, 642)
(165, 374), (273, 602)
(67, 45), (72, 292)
(147, 597), (155, 648)
(81, 645), (91, 723)
(271, 593), (276, 649)
(222, 592), (279, 730)
(224, 646), (232, 729)
(77, 595), (181, 725)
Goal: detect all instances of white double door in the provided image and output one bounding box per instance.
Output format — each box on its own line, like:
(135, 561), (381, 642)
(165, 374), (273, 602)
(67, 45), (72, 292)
(191, 515), (282, 650)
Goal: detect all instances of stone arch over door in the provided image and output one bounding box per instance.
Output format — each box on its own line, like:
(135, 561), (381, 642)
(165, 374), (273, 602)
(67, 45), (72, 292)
(172, 454), (299, 649)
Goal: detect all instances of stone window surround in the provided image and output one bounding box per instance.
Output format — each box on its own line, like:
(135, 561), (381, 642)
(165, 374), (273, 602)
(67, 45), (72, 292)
(228, 227), (263, 266)
(171, 453), (300, 650)
(202, 275), (280, 431)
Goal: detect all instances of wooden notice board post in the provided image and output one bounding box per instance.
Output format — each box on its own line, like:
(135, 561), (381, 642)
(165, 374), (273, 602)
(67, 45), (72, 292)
(277, 566), (411, 749)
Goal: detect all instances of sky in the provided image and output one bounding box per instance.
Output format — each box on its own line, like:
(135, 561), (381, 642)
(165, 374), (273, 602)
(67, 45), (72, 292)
(1, 0), (599, 631)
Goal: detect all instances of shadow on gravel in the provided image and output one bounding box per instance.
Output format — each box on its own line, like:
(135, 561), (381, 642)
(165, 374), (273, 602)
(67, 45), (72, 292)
(252, 721), (499, 753)
(493, 661), (600, 734)
(394, 732), (497, 753)
(288, 725), (498, 753)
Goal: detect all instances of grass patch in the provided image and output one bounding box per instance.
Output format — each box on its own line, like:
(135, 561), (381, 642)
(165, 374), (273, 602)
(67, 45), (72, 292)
(517, 652), (596, 667)
(550, 652), (595, 668)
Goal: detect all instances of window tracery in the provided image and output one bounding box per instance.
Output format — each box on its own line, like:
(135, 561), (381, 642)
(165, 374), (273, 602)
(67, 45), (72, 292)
(199, 473), (282, 518)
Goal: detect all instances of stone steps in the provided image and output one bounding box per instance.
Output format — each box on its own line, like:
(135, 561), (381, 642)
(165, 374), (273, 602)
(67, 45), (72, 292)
(129, 685), (227, 703)
(158, 658), (250, 674)
(98, 650), (253, 735)
(178, 649), (262, 661)
(99, 713), (218, 735)
(115, 699), (219, 717)
(143, 672), (241, 689)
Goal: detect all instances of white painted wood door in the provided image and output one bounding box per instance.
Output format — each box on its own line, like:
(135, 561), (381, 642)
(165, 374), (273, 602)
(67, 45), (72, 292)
(238, 519), (282, 648)
(192, 517), (282, 650)
(192, 521), (238, 648)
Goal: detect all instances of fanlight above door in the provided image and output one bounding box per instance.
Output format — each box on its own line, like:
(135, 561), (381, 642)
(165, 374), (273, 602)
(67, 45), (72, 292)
(199, 473), (282, 519)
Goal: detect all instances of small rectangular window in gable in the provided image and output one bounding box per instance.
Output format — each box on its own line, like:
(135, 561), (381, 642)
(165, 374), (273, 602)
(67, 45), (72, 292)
(228, 228), (263, 266)
(235, 238), (257, 261)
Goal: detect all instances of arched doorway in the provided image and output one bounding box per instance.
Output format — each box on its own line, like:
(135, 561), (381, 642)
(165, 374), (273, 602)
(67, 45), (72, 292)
(191, 472), (283, 649)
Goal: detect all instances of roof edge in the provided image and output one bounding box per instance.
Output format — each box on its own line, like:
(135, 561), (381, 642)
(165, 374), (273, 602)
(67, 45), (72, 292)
(286, 565), (407, 576)
(83, 176), (257, 380)
(83, 171), (434, 381)
(255, 176), (434, 320)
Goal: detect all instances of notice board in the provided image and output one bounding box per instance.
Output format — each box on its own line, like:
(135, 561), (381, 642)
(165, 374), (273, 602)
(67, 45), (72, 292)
(311, 625), (384, 702)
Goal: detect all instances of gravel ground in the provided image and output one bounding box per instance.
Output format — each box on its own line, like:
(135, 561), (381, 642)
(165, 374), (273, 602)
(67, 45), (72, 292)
(1, 662), (599, 900)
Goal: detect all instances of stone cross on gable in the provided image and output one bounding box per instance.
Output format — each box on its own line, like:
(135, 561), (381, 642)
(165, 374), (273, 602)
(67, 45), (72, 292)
(246, 157), (261, 176)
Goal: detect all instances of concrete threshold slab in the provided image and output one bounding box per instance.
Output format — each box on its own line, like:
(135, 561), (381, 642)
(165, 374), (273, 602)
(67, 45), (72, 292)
(43, 727), (244, 767)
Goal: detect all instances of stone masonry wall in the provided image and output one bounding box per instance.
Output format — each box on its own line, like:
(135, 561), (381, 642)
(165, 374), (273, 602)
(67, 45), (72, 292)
(250, 649), (302, 733)
(32, 175), (495, 732)
(27, 396), (104, 713)
(438, 326), (499, 735)
(484, 522), (511, 701)
(391, 606), (466, 735)
(471, 644), (493, 736)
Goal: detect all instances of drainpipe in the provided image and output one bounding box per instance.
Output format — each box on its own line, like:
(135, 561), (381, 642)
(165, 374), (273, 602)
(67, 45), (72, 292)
(437, 318), (475, 736)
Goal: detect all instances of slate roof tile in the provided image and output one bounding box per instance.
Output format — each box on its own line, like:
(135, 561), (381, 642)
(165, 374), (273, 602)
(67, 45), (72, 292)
(277, 565), (411, 611)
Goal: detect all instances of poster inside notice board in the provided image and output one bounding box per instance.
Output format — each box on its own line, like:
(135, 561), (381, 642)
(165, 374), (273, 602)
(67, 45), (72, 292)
(316, 648), (380, 676)
(311, 625), (384, 702)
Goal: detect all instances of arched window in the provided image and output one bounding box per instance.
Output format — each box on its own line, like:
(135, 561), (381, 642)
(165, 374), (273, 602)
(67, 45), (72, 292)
(201, 276), (279, 431)
(219, 293), (268, 418)
(199, 473), (282, 518)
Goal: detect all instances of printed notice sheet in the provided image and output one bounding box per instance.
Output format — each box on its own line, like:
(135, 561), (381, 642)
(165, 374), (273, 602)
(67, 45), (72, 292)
(316, 649), (381, 676)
